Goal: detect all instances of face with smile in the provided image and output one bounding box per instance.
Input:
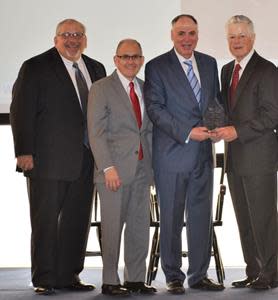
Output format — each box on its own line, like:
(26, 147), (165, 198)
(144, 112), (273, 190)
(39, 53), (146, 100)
(114, 40), (144, 81)
(171, 16), (198, 59)
(54, 20), (87, 61)
(227, 22), (255, 62)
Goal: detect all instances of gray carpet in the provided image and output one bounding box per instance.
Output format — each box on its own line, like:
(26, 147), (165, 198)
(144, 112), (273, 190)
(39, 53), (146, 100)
(0, 267), (278, 300)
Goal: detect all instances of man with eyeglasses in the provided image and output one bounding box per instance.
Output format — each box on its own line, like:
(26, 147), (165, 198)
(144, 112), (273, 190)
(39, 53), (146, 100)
(88, 39), (156, 296)
(10, 19), (106, 295)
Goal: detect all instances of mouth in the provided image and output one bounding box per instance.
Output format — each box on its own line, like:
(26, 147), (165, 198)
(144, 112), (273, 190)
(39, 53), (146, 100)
(233, 46), (243, 50)
(65, 42), (80, 49)
(181, 43), (192, 50)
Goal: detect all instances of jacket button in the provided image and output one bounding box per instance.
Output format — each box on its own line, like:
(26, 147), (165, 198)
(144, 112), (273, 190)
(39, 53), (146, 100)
(135, 151), (139, 154)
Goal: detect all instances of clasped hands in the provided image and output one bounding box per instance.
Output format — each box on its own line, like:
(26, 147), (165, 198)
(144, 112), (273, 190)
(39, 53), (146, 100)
(190, 126), (237, 142)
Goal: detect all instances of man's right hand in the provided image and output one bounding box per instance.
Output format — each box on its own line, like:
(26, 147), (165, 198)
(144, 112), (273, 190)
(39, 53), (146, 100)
(17, 155), (34, 171)
(190, 127), (211, 141)
(104, 166), (122, 192)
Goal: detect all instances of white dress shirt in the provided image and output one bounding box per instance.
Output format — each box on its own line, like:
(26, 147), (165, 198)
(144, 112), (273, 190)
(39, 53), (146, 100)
(232, 49), (254, 82)
(116, 69), (144, 118)
(60, 54), (92, 108)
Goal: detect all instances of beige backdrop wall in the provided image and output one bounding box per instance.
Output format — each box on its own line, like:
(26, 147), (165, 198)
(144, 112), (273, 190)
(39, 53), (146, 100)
(181, 0), (278, 63)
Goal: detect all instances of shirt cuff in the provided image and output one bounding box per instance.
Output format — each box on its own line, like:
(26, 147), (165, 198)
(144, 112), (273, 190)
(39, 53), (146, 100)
(185, 130), (191, 143)
(104, 166), (114, 172)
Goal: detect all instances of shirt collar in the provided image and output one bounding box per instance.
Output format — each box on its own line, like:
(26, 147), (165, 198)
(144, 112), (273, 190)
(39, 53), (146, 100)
(59, 54), (83, 68)
(174, 48), (196, 65)
(235, 49), (255, 70)
(116, 69), (138, 91)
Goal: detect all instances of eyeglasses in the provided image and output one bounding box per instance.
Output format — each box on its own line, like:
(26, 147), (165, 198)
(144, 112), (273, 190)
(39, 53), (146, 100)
(117, 55), (143, 62)
(57, 32), (85, 40)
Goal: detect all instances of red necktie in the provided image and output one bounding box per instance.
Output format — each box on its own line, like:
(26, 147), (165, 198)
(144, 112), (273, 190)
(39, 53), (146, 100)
(229, 63), (241, 109)
(129, 81), (143, 160)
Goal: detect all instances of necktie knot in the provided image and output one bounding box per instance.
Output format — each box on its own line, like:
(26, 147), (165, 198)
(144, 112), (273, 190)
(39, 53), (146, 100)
(229, 63), (241, 109)
(129, 81), (134, 89)
(184, 60), (192, 66)
(234, 63), (241, 74)
(184, 60), (193, 73)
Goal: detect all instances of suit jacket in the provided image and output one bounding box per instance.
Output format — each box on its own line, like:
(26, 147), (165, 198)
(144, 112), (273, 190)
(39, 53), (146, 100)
(10, 47), (106, 180)
(144, 48), (219, 174)
(87, 70), (153, 184)
(221, 51), (278, 175)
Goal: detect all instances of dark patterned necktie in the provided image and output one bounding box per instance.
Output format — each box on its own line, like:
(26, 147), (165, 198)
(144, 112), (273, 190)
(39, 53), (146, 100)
(129, 81), (143, 160)
(73, 62), (89, 147)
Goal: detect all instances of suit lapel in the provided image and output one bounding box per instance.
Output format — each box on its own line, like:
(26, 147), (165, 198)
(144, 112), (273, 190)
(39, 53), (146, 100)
(137, 78), (149, 131)
(168, 49), (199, 108)
(50, 48), (75, 87)
(233, 52), (259, 109)
(222, 61), (234, 113)
(110, 71), (138, 124)
(49, 48), (82, 110)
(195, 52), (208, 113)
(83, 55), (97, 82)
(111, 71), (148, 131)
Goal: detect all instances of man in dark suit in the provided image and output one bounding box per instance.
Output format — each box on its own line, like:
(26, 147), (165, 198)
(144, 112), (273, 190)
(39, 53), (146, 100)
(144, 14), (224, 293)
(88, 39), (155, 296)
(10, 19), (106, 295)
(215, 15), (278, 290)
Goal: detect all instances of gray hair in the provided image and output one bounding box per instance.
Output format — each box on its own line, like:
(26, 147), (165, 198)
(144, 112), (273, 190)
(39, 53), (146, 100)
(116, 39), (142, 55)
(171, 14), (198, 26)
(55, 19), (86, 35)
(226, 15), (255, 36)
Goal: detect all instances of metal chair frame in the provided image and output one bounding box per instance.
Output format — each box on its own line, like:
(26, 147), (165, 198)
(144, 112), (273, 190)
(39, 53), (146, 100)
(146, 153), (226, 285)
(85, 189), (102, 257)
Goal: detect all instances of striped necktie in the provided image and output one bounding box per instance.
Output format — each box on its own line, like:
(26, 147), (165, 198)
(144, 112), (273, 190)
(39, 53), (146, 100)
(184, 60), (201, 107)
(73, 62), (89, 147)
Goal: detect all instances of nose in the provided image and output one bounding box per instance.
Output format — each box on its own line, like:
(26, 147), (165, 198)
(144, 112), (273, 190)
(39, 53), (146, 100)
(233, 36), (242, 43)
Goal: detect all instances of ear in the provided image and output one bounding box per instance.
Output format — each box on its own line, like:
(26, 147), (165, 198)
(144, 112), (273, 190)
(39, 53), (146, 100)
(84, 35), (88, 48)
(171, 29), (174, 42)
(141, 56), (145, 65)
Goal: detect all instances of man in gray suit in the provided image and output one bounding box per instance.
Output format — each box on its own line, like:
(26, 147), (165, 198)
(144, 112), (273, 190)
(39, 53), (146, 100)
(215, 15), (278, 290)
(144, 14), (224, 293)
(88, 39), (156, 296)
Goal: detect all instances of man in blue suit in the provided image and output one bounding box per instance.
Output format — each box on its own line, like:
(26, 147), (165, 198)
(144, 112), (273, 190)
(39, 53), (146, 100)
(144, 14), (224, 293)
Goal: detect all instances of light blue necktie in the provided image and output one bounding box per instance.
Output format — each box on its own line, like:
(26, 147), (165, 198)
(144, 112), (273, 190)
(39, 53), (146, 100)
(184, 60), (201, 107)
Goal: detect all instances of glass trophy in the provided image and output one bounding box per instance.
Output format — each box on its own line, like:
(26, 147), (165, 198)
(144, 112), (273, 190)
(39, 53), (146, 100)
(203, 97), (227, 130)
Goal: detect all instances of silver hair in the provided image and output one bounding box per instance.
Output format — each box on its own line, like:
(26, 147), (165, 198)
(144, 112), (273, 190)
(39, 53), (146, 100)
(226, 15), (255, 36)
(55, 19), (86, 35)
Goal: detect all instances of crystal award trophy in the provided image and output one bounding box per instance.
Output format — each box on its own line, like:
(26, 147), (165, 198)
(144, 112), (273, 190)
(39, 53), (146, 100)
(203, 97), (227, 130)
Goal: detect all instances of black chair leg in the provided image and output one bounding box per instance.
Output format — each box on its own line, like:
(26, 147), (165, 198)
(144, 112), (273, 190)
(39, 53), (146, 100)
(212, 228), (225, 283)
(147, 227), (160, 285)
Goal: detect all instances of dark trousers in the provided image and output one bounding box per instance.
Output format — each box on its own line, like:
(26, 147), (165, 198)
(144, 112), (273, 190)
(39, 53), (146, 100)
(156, 160), (213, 286)
(27, 147), (94, 287)
(228, 172), (278, 281)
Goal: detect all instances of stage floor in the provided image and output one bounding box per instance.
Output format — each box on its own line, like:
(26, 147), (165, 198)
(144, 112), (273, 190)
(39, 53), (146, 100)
(0, 267), (278, 300)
